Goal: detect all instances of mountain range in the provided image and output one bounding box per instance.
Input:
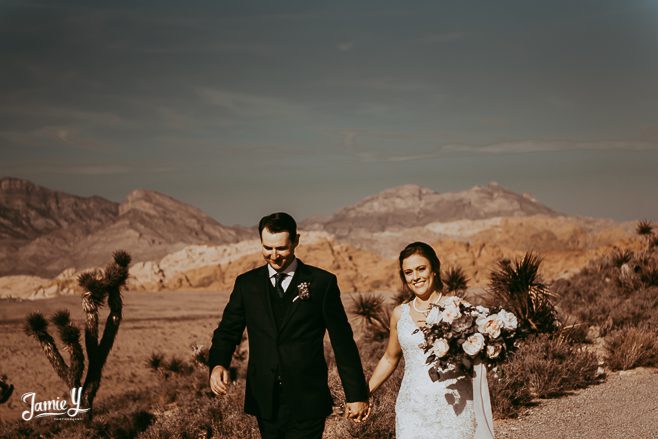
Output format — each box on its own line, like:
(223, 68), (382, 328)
(0, 177), (249, 277)
(0, 177), (637, 299)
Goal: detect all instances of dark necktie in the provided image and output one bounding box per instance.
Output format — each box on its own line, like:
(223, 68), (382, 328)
(274, 273), (286, 298)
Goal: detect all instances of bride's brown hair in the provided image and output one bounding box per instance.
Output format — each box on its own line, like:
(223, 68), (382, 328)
(398, 242), (443, 292)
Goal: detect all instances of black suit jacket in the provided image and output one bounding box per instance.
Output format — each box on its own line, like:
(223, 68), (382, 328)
(208, 260), (369, 420)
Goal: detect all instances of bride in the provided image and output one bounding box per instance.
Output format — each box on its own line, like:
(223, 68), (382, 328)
(368, 242), (494, 439)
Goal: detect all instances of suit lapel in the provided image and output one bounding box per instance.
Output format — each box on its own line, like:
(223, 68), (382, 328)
(258, 265), (278, 334)
(279, 260), (313, 333)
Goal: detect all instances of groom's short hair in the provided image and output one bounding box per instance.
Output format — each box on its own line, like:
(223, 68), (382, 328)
(258, 212), (297, 239)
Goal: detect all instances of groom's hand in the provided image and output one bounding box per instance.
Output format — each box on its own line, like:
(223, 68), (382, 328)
(345, 401), (371, 423)
(210, 365), (230, 395)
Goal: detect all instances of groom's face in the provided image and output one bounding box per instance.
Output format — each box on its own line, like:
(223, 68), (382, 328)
(260, 227), (299, 272)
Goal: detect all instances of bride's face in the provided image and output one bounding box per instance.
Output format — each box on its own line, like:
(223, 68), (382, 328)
(402, 254), (437, 298)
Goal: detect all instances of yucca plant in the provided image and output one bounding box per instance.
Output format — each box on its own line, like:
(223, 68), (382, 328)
(488, 253), (559, 335)
(636, 219), (653, 237)
(0, 374), (13, 404)
(443, 265), (469, 296)
(392, 288), (414, 305)
(637, 220), (655, 253)
(610, 248), (633, 268)
(24, 250), (131, 421)
(148, 353), (194, 379)
(350, 293), (391, 339)
(191, 342), (210, 367)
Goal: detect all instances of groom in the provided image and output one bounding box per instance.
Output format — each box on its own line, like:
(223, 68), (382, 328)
(209, 212), (370, 438)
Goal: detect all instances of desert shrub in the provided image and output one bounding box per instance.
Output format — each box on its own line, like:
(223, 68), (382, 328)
(521, 334), (599, 398)
(442, 265), (469, 296)
(488, 253), (560, 335)
(138, 388), (259, 439)
(391, 288), (413, 305)
(489, 360), (533, 419)
(79, 410), (156, 439)
(490, 334), (600, 418)
(0, 374), (13, 404)
(350, 293), (391, 340)
(558, 322), (591, 344)
(555, 236), (658, 336)
(605, 326), (658, 371)
(610, 248), (633, 268)
(0, 389), (157, 439)
(557, 273), (658, 336)
(324, 356), (400, 439)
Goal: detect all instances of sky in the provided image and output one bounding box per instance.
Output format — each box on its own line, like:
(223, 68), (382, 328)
(1, 0), (657, 226)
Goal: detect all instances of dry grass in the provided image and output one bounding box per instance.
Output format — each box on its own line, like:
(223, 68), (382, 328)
(490, 333), (600, 419)
(605, 326), (658, 371)
(555, 244), (658, 336)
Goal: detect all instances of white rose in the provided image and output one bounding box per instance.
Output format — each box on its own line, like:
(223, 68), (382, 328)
(497, 309), (518, 331)
(443, 296), (462, 307)
(475, 305), (490, 315)
(430, 338), (450, 359)
(477, 314), (502, 339)
(425, 306), (442, 325)
(462, 333), (485, 356)
(441, 305), (461, 324)
(452, 313), (474, 332)
(486, 343), (503, 359)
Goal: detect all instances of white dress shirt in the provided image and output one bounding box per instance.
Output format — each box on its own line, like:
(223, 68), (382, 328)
(267, 258), (298, 293)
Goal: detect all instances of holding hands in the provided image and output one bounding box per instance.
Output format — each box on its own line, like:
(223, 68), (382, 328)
(212, 366), (373, 424)
(345, 400), (372, 423)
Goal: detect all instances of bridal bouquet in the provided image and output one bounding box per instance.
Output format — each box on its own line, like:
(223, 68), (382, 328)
(416, 296), (518, 380)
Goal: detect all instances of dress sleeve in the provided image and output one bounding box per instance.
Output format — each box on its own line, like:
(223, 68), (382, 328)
(473, 362), (495, 439)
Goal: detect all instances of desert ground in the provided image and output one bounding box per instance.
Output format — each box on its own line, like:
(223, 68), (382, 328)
(2, 288), (658, 438)
(0, 290), (227, 421)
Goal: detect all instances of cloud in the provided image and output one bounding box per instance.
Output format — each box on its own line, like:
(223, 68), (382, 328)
(416, 32), (466, 44)
(195, 87), (305, 119)
(338, 129), (363, 148)
(318, 77), (436, 93)
(107, 41), (274, 56)
(0, 163), (174, 176)
(347, 139), (658, 163)
(440, 140), (658, 154)
(337, 41), (354, 52)
(0, 126), (120, 152)
(0, 102), (130, 129)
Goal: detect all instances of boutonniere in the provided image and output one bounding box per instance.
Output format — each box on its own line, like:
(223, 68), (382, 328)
(292, 282), (311, 302)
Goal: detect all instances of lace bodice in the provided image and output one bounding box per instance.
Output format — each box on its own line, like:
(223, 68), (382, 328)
(395, 303), (476, 439)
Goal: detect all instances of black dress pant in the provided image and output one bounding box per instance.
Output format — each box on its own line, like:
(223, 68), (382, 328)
(256, 381), (325, 439)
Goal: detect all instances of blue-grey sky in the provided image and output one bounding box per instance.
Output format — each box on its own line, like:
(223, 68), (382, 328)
(1, 0), (657, 225)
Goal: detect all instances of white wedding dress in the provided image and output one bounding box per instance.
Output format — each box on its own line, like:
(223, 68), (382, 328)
(396, 303), (494, 439)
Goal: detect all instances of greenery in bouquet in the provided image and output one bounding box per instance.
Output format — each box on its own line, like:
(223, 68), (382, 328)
(416, 296), (519, 381)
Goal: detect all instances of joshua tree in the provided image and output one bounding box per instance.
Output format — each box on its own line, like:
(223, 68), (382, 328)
(0, 374), (14, 404)
(24, 250), (131, 421)
(488, 253), (559, 335)
(442, 266), (469, 296)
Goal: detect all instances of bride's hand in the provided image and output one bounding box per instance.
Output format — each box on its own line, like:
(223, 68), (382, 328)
(345, 401), (371, 423)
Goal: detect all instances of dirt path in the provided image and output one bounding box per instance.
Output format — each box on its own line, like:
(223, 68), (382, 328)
(494, 367), (658, 439)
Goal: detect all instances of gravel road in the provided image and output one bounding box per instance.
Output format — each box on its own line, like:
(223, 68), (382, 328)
(494, 368), (658, 439)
